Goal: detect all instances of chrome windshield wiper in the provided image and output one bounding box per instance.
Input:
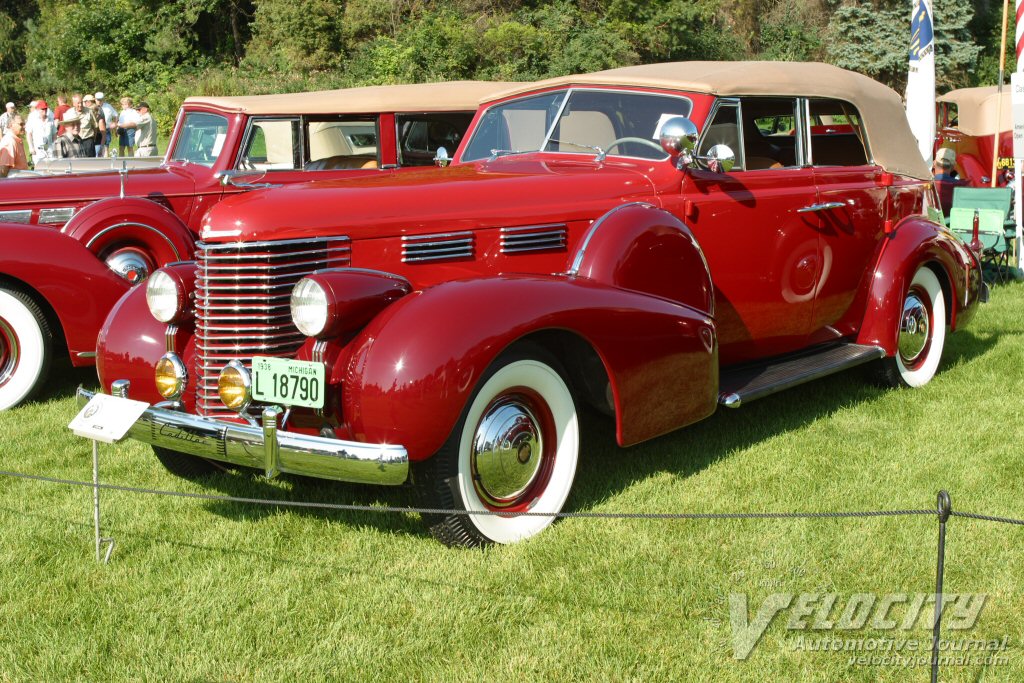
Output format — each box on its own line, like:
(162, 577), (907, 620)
(546, 138), (606, 161)
(488, 149), (527, 162)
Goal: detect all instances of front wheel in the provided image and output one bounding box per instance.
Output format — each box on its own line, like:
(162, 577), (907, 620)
(416, 348), (580, 547)
(0, 287), (53, 410)
(873, 266), (946, 388)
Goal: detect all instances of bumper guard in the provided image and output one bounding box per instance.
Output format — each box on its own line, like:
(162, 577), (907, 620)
(76, 385), (408, 485)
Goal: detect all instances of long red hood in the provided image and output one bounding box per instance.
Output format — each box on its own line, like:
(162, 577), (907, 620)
(199, 156), (664, 243)
(0, 164), (198, 209)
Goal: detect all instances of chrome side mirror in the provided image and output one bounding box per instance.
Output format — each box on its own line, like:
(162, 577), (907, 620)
(658, 116), (699, 168)
(700, 144), (736, 173)
(433, 146), (451, 168)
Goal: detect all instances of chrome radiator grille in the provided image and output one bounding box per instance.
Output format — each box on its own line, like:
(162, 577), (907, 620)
(195, 236), (351, 418)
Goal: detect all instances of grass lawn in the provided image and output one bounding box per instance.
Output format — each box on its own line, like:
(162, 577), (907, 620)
(0, 281), (1021, 682)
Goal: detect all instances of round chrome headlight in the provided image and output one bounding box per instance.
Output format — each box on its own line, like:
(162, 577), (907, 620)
(218, 360), (251, 412)
(154, 352), (187, 400)
(146, 269), (181, 323)
(291, 278), (329, 337)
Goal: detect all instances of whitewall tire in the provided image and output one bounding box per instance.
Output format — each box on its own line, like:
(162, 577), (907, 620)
(0, 287), (53, 410)
(417, 347), (579, 547)
(876, 266), (946, 388)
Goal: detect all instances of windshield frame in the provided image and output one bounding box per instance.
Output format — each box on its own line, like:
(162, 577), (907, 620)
(168, 111), (231, 168)
(460, 86), (695, 163)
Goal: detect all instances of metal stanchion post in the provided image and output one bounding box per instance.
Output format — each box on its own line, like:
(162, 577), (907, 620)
(930, 490), (951, 683)
(92, 438), (115, 564)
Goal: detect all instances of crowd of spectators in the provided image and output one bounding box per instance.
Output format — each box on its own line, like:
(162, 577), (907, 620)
(0, 91), (157, 175)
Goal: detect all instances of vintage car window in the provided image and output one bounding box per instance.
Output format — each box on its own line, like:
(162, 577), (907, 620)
(807, 99), (870, 167)
(396, 113), (474, 166)
(306, 117), (380, 170)
(739, 98), (800, 170)
(697, 103), (745, 171)
(240, 118), (301, 171)
(463, 89), (692, 162)
(169, 112), (229, 167)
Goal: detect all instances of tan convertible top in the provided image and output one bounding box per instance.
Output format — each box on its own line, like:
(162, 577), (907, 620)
(937, 86), (1010, 137)
(485, 62), (931, 180)
(185, 81), (519, 115)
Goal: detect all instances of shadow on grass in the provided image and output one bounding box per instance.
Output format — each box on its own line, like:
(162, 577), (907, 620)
(27, 326), (997, 540)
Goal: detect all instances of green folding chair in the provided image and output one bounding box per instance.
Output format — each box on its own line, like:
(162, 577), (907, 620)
(948, 187), (1015, 282)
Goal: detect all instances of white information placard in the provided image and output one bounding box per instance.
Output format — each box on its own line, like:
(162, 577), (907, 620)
(68, 394), (149, 444)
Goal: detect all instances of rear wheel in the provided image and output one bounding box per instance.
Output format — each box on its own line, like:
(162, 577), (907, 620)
(416, 347), (579, 547)
(874, 266), (946, 388)
(153, 446), (220, 480)
(0, 287), (53, 410)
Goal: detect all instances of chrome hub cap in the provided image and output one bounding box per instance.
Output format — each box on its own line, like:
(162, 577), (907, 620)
(106, 249), (151, 284)
(471, 395), (546, 508)
(0, 317), (19, 388)
(898, 293), (929, 364)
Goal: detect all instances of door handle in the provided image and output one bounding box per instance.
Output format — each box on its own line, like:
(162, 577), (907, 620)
(797, 201), (846, 214)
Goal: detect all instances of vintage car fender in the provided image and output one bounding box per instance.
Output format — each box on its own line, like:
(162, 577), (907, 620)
(61, 197), (195, 281)
(569, 202), (715, 315)
(856, 216), (981, 354)
(95, 281), (176, 402)
(338, 275), (718, 461)
(0, 224), (131, 365)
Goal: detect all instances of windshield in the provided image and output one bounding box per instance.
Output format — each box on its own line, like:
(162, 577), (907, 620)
(462, 89), (693, 162)
(170, 112), (229, 166)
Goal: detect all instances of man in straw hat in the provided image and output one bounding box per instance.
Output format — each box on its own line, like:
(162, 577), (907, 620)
(53, 109), (93, 158)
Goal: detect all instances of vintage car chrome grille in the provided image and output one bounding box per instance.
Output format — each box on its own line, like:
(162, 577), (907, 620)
(195, 236), (351, 418)
(401, 232), (474, 263)
(500, 224), (567, 254)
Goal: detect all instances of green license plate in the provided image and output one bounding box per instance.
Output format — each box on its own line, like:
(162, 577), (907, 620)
(251, 356), (325, 409)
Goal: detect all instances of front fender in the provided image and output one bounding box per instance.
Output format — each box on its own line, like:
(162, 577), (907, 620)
(342, 275), (718, 461)
(856, 217), (981, 354)
(96, 283), (168, 401)
(0, 223), (130, 363)
(62, 197), (195, 265)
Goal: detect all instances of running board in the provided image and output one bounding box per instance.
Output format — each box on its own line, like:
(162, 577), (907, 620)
(718, 343), (885, 408)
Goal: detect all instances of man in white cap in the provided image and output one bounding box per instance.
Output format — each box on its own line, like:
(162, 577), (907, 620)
(53, 109), (92, 159)
(26, 100), (56, 164)
(0, 102), (15, 135)
(95, 91), (118, 157)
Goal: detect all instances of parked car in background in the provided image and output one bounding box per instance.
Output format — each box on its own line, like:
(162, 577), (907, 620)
(935, 86), (1013, 189)
(0, 81), (515, 410)
(88, 62), (984, 547)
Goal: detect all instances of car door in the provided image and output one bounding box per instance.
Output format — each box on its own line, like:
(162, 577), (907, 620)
(805, 98), (889, 344)
(672, 97), (823, 365)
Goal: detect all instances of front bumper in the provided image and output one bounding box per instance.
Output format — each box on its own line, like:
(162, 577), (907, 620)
(76, 386), (408, 485)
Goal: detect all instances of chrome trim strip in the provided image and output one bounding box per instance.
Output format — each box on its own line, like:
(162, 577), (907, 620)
(568, 202), (656, 276)
(76, 351), (97, 359)
(199, 236), (351, 251)
(165, 325), (178, 353)
(500, 223), (566, 234)
(38, 207), (76, 224)
(85, 222), (182, 260)
(0, 210), (31, 223)
(401, 231), (473, 242)
(77, 387), (408, 485)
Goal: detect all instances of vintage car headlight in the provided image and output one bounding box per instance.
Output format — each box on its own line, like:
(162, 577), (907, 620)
(146, 269), (183, 323)
(291, 278), (329, 337)
(154, 352), (187, 400)
(218, 360), (252, 412)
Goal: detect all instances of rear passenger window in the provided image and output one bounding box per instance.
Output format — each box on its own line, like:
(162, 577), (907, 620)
(808, 99), (870, 167)
(740, 98), (800, 169)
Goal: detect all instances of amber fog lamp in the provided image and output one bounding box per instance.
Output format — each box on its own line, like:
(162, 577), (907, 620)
(218, 360), (252, 412)
(154, 353), (187, 400)
(146, 269), (185, 323)
(291, 270), (413, 339)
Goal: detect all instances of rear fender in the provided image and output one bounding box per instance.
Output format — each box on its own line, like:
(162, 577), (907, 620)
(62, 197), (195, 278)
(341, 275), (718, 461)
(0, 223), (130, 364)
(856, 217), (981, 354)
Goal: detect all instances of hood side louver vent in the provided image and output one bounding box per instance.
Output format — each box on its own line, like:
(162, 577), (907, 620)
(500, 224), (568, 254)
(402, 232), (474, 263)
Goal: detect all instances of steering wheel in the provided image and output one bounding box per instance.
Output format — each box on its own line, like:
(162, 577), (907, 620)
(605, 137), (666, 156)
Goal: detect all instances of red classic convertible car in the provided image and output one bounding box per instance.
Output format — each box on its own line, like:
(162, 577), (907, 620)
(86, 62), (984, 546)
(0, 81), (514, 409)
